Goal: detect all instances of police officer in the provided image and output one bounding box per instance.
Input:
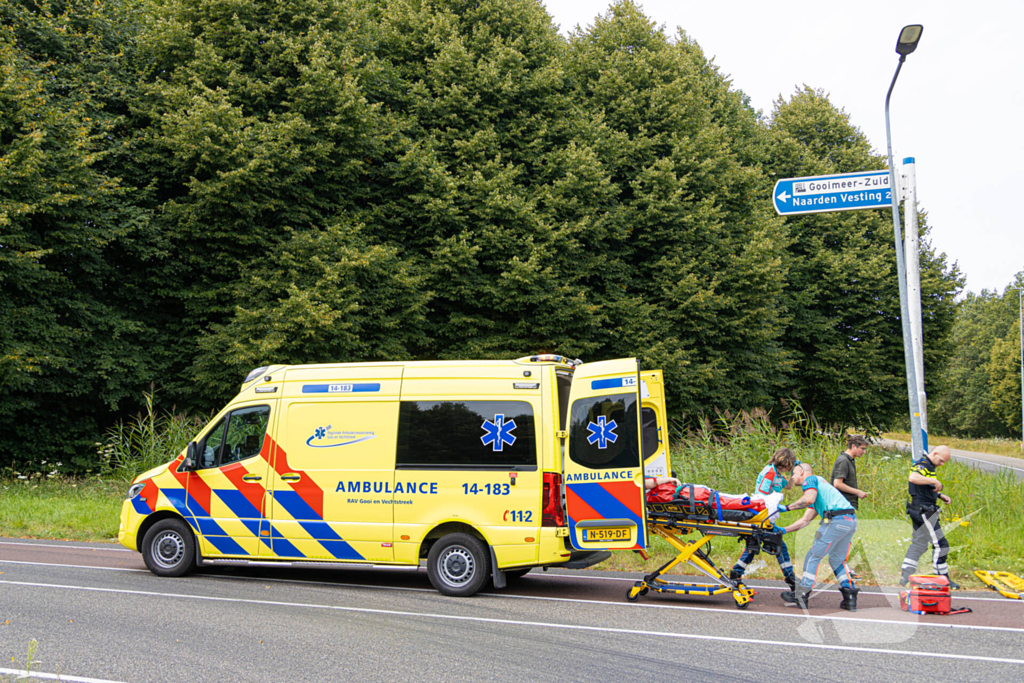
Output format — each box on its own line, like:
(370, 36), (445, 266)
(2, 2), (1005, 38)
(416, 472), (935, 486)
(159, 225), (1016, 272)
(729, 447), (798, 592)
(900, 445), (959, 588)
(776, 463), (859, 611)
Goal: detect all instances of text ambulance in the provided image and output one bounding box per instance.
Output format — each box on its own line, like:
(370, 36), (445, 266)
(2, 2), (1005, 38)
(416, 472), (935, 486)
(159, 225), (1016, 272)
(118, 356), (670, 596)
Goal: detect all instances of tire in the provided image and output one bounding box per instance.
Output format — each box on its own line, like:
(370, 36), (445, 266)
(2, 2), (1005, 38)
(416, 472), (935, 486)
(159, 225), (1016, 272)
(427, 533), (490, 597)
(141, 518), (197, 577)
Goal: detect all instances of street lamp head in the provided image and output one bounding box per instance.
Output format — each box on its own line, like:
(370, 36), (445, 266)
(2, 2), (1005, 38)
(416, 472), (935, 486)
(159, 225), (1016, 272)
(896, 24), (924, 57)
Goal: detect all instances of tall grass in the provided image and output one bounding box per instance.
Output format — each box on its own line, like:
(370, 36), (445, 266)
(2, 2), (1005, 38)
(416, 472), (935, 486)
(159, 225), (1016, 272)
(102, 391), (209, 483)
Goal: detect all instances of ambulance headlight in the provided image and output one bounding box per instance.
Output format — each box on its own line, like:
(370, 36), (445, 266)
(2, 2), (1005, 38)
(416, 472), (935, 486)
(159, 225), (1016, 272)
(127, 482), (145, 500)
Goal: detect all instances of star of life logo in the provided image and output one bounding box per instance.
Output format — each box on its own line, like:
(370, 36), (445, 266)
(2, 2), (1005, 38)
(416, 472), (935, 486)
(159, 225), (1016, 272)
(587, 416), (618, 449)
(481, 414), (517, 452)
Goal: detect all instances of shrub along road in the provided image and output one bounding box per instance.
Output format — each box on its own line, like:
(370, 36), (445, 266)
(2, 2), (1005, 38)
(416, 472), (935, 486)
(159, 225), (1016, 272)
(1, 539), (1022, 682)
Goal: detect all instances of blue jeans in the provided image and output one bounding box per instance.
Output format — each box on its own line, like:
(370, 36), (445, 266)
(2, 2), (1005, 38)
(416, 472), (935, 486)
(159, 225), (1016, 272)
(732, 538), (796, 581)
(800, 514), (856, 590)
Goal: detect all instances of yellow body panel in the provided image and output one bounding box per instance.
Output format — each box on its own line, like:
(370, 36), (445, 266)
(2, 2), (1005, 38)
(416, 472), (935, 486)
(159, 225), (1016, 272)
(120, 358), (648, 577)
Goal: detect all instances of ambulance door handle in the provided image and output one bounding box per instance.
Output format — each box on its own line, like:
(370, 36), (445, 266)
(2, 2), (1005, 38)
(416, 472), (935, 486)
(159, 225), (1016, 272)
(242, 474), (262, 482)
(280, 473), (301, 482)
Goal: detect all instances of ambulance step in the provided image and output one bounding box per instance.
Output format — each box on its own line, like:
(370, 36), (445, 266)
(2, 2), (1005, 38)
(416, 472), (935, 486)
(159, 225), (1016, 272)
(563, 551), (612, 569)
(200, 559), (419, 571)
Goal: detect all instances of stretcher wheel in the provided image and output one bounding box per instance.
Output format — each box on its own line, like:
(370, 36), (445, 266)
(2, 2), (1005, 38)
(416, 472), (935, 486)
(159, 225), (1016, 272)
(627, 588), (640, 602)
(733, 591), (750, 610)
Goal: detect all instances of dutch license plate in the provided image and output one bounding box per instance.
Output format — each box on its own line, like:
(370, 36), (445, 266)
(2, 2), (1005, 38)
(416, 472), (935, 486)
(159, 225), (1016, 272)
(584, 527), (630, 542)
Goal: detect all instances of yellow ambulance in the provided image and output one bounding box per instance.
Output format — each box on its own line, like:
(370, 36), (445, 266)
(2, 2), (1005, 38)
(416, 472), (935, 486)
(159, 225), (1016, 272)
(118, 356), (671, 596)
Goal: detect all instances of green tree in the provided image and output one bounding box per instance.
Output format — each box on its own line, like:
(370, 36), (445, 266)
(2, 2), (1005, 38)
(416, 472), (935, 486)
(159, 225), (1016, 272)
(765, 87), (962, 428)
(932, 272), (1023, 437)
(0, 0), (152, 469)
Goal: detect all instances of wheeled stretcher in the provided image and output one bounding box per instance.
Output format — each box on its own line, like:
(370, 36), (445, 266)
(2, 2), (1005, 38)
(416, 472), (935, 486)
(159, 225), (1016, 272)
(627, 484), (785, 609)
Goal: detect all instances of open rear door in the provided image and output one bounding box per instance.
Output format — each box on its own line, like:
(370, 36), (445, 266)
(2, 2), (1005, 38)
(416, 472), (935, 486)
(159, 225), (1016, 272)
(564, 358), (647, 551)
(640, 369), (671, 479)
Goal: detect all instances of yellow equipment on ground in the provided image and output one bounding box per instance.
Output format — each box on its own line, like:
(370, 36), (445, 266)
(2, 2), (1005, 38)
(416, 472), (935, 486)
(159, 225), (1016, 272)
(626, 494), (783, 609)
(974, 570), (1024, 599)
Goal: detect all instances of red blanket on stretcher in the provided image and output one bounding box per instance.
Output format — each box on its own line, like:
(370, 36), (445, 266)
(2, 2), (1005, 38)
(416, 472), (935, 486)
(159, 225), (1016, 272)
(646, 483), (766, 512)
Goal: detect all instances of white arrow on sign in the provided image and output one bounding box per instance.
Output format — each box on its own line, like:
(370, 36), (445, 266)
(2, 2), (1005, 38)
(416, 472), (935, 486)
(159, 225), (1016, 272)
(776, 190), (791, 203)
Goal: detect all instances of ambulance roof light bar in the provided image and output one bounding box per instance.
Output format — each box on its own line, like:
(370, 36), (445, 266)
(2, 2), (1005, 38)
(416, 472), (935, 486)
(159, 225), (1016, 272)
(515, 354), (582, 367)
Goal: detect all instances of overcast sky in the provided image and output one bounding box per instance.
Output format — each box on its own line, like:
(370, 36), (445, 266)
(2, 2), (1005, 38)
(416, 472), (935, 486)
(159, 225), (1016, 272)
(544, 0), (1024, 295)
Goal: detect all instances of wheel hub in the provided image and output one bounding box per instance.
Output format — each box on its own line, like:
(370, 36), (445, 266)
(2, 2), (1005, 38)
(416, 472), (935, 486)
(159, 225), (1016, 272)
(439, 546), (475, 587)
(153, 531), (185, 569)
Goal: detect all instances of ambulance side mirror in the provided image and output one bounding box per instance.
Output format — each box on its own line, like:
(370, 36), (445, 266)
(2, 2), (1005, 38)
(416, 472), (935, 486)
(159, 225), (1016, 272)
(181, 442), (197, 472)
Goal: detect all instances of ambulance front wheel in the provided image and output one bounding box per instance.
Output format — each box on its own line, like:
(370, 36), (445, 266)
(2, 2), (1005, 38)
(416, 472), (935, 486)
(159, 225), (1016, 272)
(142, 518), (197, 577)
(427, 533), (490, 597)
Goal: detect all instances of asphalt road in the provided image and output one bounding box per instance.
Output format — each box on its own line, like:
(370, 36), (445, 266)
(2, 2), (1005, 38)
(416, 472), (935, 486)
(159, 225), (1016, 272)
(879, 439), (1024, 481)
(2, 539), (1023, 683)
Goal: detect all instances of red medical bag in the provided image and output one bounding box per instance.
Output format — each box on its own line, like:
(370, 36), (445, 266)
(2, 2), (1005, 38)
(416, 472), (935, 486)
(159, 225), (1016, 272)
(899, 574), (970, 615)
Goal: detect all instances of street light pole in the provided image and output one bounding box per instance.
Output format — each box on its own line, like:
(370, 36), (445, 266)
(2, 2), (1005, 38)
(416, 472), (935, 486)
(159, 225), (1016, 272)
(884, 24), (925, 459)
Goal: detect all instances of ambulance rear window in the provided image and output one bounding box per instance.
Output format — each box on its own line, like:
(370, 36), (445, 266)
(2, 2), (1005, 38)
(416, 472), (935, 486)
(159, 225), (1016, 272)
(568, 393), (640, 471)
(396, 401), (537, 470)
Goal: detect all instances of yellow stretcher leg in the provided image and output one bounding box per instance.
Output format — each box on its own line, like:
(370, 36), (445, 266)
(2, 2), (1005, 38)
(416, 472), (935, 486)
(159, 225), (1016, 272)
(626, 524), (757, 609)
(974, 570), (1024, 599)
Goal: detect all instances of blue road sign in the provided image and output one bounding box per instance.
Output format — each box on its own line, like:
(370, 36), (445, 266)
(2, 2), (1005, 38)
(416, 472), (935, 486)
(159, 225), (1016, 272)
(772, 170), (894, 216)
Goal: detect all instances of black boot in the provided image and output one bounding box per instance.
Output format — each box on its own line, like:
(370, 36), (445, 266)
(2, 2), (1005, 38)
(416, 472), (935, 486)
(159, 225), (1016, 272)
(946, 577), (961, 590)
(729, 568), (744, 584)
(782, 587), (811, 609)
(784, 574), (797, 592)
(839, 586), (860, 612)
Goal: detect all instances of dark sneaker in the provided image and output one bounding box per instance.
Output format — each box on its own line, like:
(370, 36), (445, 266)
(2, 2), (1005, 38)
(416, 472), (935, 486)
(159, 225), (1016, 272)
(946, 578), (961, 590)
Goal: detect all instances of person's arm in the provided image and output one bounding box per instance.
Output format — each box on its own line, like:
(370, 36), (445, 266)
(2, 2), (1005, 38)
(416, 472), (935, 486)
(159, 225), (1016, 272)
(908, 471), (943, 492)
(645, 476), (680, 490)
(833, 478), (868, 499)
(784, 486), (817, 512)
(784, 508), (817, 534)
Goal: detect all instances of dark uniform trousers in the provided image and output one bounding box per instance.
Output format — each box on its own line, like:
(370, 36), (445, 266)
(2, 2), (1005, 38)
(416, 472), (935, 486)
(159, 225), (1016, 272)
(901, 503), (950, 578)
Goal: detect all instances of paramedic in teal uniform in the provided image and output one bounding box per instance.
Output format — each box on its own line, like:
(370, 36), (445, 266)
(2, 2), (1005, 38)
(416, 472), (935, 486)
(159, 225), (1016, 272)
(729, 447), (798, 592)
(776, 463), (859, 611)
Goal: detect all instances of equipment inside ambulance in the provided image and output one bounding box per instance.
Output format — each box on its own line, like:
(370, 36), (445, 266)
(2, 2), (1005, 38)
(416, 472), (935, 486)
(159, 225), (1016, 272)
(119, 356), (668, 597)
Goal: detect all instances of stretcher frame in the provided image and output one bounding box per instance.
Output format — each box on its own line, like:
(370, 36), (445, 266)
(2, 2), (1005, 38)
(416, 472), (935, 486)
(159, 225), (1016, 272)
(974, 570), (1024, 599)
(627, 503), (783, 609)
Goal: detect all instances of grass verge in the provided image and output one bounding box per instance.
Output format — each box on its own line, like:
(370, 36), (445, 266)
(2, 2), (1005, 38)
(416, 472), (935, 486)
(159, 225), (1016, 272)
(884, 431), (1024, 459)
(0, 478), (122, 541)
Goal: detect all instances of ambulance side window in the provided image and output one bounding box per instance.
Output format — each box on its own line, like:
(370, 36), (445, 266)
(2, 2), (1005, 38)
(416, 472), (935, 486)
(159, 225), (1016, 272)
(196, 405), (270, 469)
(221, 405), (271, 465)
(569, 393), (640, 470)
(198, 418), (227, 469)
(641, 407), (659, 458)
(396, 400), (537, 470)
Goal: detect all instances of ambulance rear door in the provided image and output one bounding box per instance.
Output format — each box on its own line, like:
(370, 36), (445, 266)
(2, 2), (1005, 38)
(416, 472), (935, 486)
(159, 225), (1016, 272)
(640, 369), (671, 479)
(563, 358), (647, 551)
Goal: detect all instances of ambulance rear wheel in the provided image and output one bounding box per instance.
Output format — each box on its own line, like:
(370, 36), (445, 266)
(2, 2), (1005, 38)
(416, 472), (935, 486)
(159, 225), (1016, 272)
(142, 518), (196, 577)
(427, 533), (490, 597)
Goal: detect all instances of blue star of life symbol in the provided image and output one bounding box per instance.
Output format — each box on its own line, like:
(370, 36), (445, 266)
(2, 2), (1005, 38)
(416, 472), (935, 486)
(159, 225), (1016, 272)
(481, 414), (517, 452)
(314, 425), (329, 440)
(587, 416), (618, 449)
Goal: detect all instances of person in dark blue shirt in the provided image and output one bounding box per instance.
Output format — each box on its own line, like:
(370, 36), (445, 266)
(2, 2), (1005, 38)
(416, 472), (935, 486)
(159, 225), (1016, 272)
(900, 445), (958, 588)
(776, 463), (859, 611)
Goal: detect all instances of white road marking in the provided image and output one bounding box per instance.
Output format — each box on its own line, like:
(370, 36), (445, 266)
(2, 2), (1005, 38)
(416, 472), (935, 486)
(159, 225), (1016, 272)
(0, 541), (132, 552)
(3, 579), (1024, 665)
(2, 559), (1021, 633)
(0, 667), (128, 683)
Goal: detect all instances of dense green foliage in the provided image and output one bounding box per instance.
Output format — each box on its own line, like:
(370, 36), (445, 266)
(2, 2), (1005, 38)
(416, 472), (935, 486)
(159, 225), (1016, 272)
(1, 0), (964, 472)
(931, 272), (1024, 438)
